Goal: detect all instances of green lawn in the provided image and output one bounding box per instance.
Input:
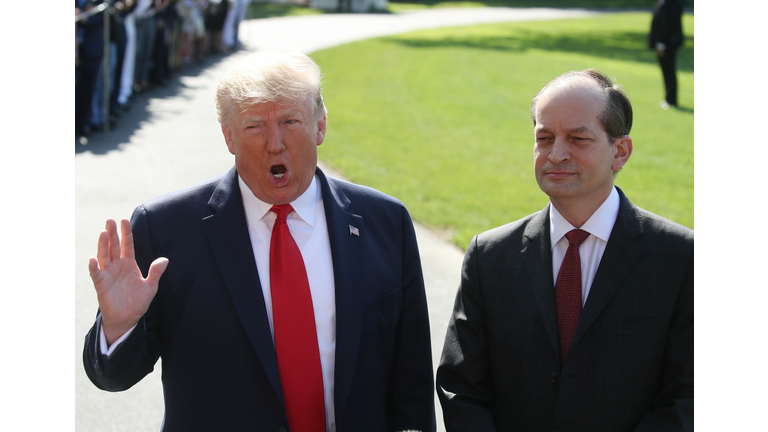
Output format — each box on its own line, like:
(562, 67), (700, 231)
(245, 0), (684, 17)
(386, 0), (665, 12)
(310, 12), (693, 249)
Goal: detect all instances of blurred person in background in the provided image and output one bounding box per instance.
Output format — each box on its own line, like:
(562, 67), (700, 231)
(222, 0), (250, 51)
(133, 0), (157, 93)
(176, 0), (206, 67)
(90, 0), (136, 132)
(151, 0), (174, 86)
(205, 0), (229, 54)
(109, 0), (136, 117)
(118, 0), (139, 109)
(649, 0), (685, 109)
(75, 0), (106, 138)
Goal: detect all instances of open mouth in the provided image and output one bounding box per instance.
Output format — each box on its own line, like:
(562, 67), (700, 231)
(271, 164), (287, 180)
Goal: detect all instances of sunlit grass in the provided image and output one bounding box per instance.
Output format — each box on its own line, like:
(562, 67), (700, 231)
(311, 12), (694, 248)
(246, 0), (669, 17)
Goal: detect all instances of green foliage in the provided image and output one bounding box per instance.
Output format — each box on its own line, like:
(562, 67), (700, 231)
(311, 12), (693, 248)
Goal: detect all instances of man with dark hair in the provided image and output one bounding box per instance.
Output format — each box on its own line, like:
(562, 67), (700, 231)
(436, 69), (693, 431)
(649, 0), (685, 109)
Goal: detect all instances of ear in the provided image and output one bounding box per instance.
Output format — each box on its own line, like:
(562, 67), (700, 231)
(316, 114), (327, 147)
(222, 124), (235, 155)
(612, 135), (633, 172)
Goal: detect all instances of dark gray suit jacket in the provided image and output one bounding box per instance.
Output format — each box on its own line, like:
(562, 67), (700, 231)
(437, 187), (693, 431)
(83, 167), (436, 432)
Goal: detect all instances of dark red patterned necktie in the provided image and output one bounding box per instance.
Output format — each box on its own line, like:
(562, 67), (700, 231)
(269, 204), (325, 432)
(555, 228), (590, 362)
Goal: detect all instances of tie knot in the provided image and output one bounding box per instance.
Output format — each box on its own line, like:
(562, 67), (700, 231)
(270, 204), (294, 221)
(565, 229), (590, 247)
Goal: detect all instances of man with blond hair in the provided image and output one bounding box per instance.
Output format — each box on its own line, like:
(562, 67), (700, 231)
(436, 69), (693, 431)
(83, 52), (436, 432)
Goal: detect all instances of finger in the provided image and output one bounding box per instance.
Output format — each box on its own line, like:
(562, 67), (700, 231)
(88, 257), (102, 285)
(106, 219), (121, 262)
(96, 230), (111, 271)
(145, 257), (169, 288)
(120, 219), (135, 260)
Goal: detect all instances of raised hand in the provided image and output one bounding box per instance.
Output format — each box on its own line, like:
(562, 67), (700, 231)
(88, 219), (169, 345)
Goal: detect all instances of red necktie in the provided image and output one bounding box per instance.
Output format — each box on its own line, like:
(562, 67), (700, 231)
(555, 228), (590, 362)
(269, 204), (325, 432)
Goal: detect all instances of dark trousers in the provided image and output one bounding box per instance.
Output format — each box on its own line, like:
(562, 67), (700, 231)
(657, 47), (678, 106)
(134, 16), (156, 86)
(151, 21), (170, 84)
(110, 21), (127, 112)
(75, 55), (102, 135)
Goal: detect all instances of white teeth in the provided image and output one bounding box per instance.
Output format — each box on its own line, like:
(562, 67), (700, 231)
(274, 173), (285, 179)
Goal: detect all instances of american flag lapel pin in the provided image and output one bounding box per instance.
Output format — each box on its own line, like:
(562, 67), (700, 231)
(349, 225), (360, 236)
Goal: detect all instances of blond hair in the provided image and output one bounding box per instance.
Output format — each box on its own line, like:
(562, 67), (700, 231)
(215, 52), (327, 125)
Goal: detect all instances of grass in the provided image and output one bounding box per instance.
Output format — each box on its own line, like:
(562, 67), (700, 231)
(246, 2), (325, 19)
(245, 0), (688, 18)
(386, 0), (667, 12)
(309, 12), (694, 248)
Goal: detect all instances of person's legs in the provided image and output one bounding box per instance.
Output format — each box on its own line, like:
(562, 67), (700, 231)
(658, 47), (678, 107)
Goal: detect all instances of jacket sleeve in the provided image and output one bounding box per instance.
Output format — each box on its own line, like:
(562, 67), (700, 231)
(632, 242), (693, 432)
(386, 204), (437, 432)
(82, 205), (162, 392)
(436, 236), (499, 432)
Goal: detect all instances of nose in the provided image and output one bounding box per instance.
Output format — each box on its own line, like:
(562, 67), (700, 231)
(265, 122), (286, 154)
(548, 137), (570, 164)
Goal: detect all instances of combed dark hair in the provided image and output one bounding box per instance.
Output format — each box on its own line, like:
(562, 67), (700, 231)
(530, 69), (633, 141)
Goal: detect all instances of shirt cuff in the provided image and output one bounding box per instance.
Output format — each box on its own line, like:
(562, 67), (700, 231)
(98, 314), (138, 357)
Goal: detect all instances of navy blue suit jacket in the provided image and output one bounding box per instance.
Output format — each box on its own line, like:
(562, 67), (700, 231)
(84, 167), (436, 432)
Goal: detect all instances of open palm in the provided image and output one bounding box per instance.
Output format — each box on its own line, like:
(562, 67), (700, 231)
(88, 219), (168, 345)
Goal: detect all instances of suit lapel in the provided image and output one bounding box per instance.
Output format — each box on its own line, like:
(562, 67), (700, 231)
(315, 168), (365, 423)
(521, 206), (561, 357)
(571, 188), (644, 350)
(201, 167), (284, 407)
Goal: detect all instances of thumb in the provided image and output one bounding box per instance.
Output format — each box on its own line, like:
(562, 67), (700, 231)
(145, 257), (169, 287)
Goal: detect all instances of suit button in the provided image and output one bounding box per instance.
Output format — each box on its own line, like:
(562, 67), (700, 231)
(277, 427), (288, 432)
(550, 372), (560, 383)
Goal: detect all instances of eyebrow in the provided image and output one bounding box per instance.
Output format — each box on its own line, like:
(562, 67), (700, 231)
(278, 108), (304, 118)
(241, 109), (305, 124)
(567, 126), (593, 134)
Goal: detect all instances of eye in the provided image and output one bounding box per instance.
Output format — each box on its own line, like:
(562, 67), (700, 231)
(284, 119), (300, 125)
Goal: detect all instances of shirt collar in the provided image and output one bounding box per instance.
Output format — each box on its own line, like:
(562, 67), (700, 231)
(549, 186), (620, 249)
(238, 174), (319, 227)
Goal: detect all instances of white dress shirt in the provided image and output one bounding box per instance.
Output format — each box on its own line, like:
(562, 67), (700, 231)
(549, 186), (620, 305)
(239, 174), (337, 432)
(100, 174), (338, 432)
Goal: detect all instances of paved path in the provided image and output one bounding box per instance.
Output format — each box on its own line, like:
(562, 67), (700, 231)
(75, 7), (599, 431)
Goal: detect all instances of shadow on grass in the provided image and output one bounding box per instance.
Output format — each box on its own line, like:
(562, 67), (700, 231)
(384, 28), (693, 73)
